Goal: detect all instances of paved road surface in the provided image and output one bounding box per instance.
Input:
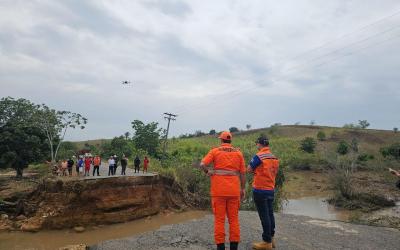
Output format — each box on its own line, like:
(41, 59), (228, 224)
(81, 163), (155, 179)
(91, 211), (400, 250)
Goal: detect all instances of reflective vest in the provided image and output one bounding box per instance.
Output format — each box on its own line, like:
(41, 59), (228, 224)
(202, 143), (246, 197)
(253, 148), (279, 190)
(93, 157), (101, 166)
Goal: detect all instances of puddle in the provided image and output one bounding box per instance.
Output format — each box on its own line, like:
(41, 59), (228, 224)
(282, 197), (351, 221)
(0, 210), (209, 250)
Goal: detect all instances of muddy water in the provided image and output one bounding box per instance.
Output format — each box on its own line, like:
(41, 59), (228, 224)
(281, 197), (351, 221)
(0, 210), (209, 250)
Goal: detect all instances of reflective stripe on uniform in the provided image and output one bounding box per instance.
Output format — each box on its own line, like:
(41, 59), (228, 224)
(258, 153), (277, 159)
(209, 169), (240, 176)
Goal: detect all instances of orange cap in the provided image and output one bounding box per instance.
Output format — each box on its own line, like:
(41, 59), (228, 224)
(218, 131), (232, 140)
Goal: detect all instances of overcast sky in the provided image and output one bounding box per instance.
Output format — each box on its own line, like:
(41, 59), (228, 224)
(1, 0), (400, 141)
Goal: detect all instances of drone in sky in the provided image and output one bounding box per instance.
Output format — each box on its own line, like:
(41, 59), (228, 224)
(122, 81), (131, 85)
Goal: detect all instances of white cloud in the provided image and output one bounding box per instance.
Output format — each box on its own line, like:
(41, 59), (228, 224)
(0, 0), (400, 140)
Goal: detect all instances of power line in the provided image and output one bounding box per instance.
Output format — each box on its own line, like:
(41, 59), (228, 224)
(287, 9), (400, 61)
(171, 9), (400, 114)
(174, 31), (400, 115)
(162, 112), (177, 156)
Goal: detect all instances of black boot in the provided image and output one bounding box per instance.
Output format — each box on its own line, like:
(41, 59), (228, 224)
(230, 242), (238, 250)
(217, 243), (225, 250)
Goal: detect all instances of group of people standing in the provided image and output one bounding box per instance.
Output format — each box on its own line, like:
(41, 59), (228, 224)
(75, 155), (102, 176)
(107, 155), (150, 176)
(200, 131), (278, 250)
(54, 154), (150, 177)
(133, 156), (150, 173)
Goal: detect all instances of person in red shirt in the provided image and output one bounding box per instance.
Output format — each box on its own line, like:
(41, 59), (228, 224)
(143, 156), (149, 173)
(200, 131), (246, 250)
(248, 135), (279, 250)
(84, 157), (92, 177)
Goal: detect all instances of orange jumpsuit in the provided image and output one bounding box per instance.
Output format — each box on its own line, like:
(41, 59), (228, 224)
(202, 143), (246, 244)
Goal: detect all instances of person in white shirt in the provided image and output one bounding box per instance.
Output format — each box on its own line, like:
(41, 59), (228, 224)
(108, 156), (115, 176)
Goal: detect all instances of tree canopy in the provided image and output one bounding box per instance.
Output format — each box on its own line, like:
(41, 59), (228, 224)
(131, 120), (163, 156)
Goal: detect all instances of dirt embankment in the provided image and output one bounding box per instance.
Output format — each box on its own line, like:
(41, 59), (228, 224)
(0, 175), (203, 232)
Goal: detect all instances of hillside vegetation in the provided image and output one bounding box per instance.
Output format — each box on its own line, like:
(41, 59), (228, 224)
(67, 125), (400, 211)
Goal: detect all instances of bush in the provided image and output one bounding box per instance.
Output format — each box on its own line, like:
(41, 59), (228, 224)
(209, 129), (216, 135)
(357, 153), (374, 162)
(317, 131), (326, 141)
(358, 120), (370, 129)
(380, 143), (400, 159)
(229, 127), (239, 133)
(300, 137), (316, 153)
(337, 141), (349, 155)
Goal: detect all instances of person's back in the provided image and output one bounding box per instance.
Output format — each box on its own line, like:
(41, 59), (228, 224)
(134, 157), (140, 166)
(67, 159), (74, 167)
(205, 144), (245, 197)
(200, 131), (246, 250)
(121, 158), (127, 167)
(134, 156), (140, 173)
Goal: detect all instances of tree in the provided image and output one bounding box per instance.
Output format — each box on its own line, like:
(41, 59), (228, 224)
(310, 120), (316, 126)
(194, 130), (205, 137)
(0, 97), (39, 127)
(317, 131), (326, 141)
(300, 137), (316, 153)
(358, 120), (370, 129)
(209, 129), (216, 135)
(124, 131), (131, 140)
(36, 105), (87, 163)
(229, 127), (239, 133)
(57, 141), (77, 160)
(131, 120), (163, 156)
(394, 127), (398, 133)
(0, 97), (49, 177)
(0, 125), (48, 177)
(246, 124), (251, 130)
(110, 136), (133, 157)
(337, 140), (349, 155)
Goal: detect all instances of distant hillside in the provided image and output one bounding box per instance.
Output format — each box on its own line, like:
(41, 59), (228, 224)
(70, 125), (399, 161)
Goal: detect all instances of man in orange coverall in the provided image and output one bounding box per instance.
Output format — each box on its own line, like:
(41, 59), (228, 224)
(200, 131), (246, 250)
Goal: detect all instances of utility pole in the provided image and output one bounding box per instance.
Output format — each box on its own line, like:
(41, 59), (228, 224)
(162, 112), (177, 157)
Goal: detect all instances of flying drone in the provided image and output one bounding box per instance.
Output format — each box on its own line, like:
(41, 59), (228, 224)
(122, 81), (131, 85)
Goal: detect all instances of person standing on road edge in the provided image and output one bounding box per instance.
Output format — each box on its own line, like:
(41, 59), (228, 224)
(61, 160), (68, 176)
(248, 134), (279, 250)
(121, 155), (128, 175)
(93, 155), (101, 176)
(67, 157), (74, 176)
(134, 156), (140, 173)
(143, 156), (149, 173)
(108, 156), (115, 176)
(77, 157), (83, 176)
(200, 131), (246, 250)
(113, 155), (119, 175)
(84, 156), (91, 177)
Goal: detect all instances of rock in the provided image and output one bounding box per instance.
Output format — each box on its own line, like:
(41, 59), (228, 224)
(16, 215), (27, 221)
(1, 214), (9, 220)
(74, 226), (85, 233)
(58, 244), (87, 250)
(20, 223), (40, 232)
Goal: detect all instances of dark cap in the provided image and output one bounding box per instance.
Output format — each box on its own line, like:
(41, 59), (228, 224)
(256, 134), (269, 146)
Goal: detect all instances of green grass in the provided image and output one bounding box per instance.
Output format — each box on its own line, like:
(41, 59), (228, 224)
(69, 125), (399, 210)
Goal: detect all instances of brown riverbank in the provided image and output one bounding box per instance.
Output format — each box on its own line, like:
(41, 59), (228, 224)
(0, 174), (205, 233)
